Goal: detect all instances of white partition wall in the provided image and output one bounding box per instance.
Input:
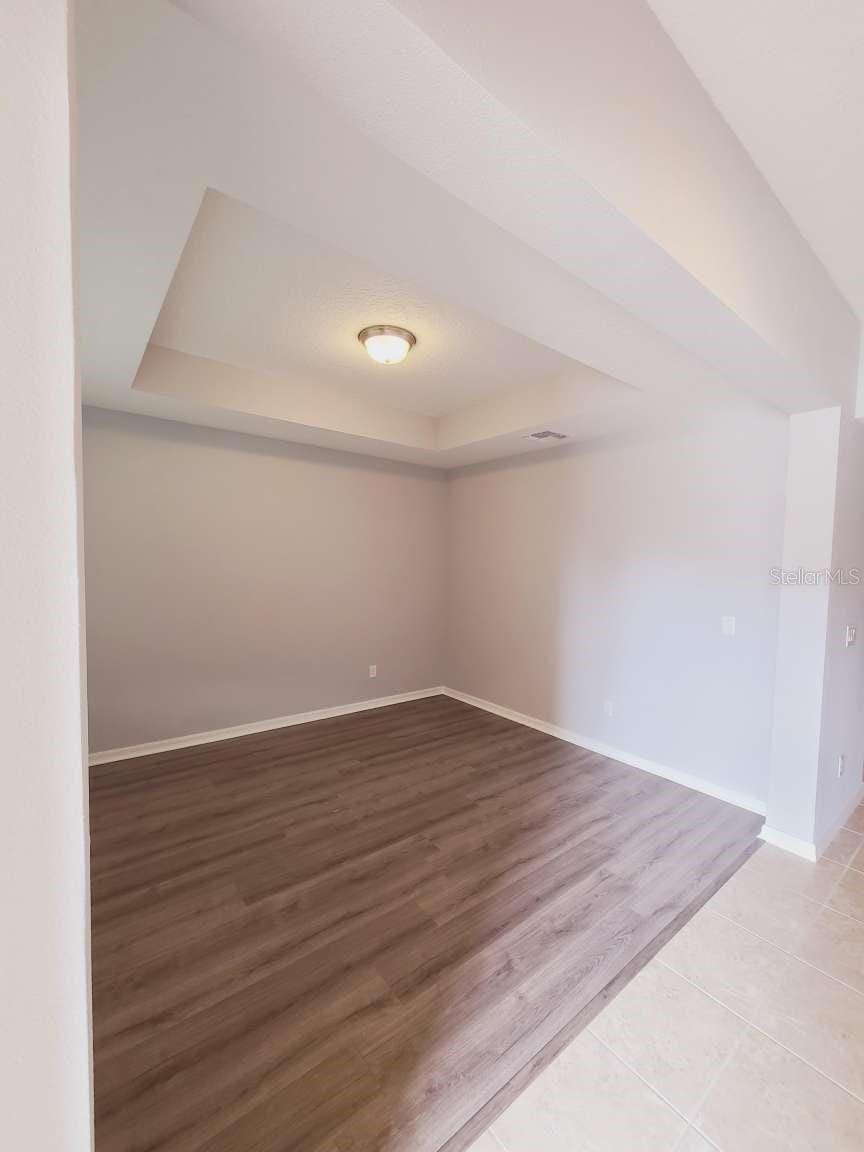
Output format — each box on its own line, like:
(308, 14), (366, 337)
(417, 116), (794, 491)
(0, 4), (92, 1149)
(765, 408), (842, 855)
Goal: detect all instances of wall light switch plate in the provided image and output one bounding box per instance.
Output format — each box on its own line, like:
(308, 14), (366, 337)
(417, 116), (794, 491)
(368, 664), (377, 678)
(721, 616), (736, 637)
(846, 624), (857, 648)
(838, 753), (847, 779)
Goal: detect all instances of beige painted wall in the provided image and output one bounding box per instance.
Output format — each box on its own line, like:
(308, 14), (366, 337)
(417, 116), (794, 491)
(83, 409), (446, 751)
(446, 397), (789, 811)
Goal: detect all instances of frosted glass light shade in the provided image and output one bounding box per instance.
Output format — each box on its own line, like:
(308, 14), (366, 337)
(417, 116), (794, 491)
(358, 325), (416, 365)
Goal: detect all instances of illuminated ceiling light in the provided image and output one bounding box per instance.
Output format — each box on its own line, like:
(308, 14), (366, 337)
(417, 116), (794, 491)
(358, 325), (416, 365)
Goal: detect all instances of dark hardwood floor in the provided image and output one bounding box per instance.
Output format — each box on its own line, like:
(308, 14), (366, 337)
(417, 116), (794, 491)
(90, 694), (762, 1152)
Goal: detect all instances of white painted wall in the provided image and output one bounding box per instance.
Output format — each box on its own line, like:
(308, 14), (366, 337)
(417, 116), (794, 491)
(83, 409), (447, 751)
(762, 291), (862, 856)
(765, 408), (841, 848)
(446, 397), (789, 811)
(814, 411), (864, 849)
(0, 3), (92, 1149)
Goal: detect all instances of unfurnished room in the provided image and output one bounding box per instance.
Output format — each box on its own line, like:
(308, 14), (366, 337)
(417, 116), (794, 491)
(5, 3), (864, 1151)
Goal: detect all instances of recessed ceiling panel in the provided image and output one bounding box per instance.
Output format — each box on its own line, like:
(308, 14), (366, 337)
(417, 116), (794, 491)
(150, 190), (578, 418)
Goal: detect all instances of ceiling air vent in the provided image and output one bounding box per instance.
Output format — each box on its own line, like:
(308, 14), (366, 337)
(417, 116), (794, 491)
(526, 430), (568, 441)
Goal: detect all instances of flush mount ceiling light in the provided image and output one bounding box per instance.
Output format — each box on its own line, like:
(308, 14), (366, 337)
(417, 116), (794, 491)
(358, 325), (416, 365)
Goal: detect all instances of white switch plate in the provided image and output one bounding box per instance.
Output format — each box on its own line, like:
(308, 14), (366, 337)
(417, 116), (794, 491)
(838, 753), (847, 779)
(603, 700), (615, 719)
(721, 616), (736, 637)
(846, 624), (857, 648)
(368, 664), (377, 678)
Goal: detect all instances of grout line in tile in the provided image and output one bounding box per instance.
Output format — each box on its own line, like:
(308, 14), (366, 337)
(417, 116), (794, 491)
(749, 849), (845, 901)
(841, 823), (864, 858)
(834, 826), (863, 840)
(591, 974), (758, 1152)
(488, 838), (864, 1152)
(797, 891), (864, 930)
(707, 903), (864, 1001)
(655, 955), (864, 1109)
(830, 825), (864, 874)
(670, 1127), (691, 1152)
(722, 842), (864, 938)
(673, 1125), (722, 1152)
(687, 1015), (748, 1125)
(589, 1027), (698, 1131)
(486, 1127), (509, 1152)
(589, 974), (749, 1130)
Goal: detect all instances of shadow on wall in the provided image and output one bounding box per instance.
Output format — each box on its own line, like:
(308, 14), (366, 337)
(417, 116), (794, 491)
(82, 407), (447, 753)
(446, 397), (788, 814)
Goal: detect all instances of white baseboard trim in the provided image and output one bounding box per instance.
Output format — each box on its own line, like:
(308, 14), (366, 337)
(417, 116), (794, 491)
(759, 825), (819, 862)
(441, 687), (767, 817)
(759, 783), (864, 862)
(89, 683), (769, 826)
(89, 687), (445, 765)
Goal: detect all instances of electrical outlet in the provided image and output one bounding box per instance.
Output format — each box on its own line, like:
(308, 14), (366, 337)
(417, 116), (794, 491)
(838, 753), (846, 779)
(368, 664), (377, 679)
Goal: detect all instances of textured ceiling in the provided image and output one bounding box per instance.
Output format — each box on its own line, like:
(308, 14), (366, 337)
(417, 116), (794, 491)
(151, 191), (579, 419)
(75, 0), (859, 466)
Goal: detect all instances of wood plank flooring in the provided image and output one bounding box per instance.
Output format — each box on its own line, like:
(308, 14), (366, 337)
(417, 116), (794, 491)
(90, 694), (763, 1152)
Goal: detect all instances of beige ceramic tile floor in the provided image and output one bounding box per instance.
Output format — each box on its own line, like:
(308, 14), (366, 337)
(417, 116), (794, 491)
(468, 803), (864, 1152)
